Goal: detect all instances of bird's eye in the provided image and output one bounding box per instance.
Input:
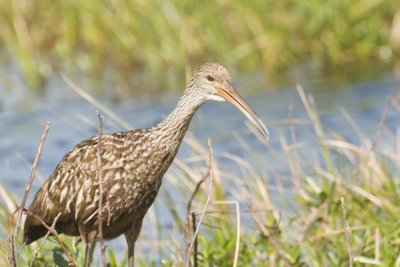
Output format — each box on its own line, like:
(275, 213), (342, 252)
(207, 75), (215, 82)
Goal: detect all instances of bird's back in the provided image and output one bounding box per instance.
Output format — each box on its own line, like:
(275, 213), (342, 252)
(24, 128), (178, 244)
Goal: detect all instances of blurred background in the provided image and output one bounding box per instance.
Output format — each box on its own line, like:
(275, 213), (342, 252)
(0, 0), (399, 94)
(1, 0), (400, 266)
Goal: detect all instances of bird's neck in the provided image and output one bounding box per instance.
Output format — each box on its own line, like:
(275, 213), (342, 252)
(152, 91), (204, 147)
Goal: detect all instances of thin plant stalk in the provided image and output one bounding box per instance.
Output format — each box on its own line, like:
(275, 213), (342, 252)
(61, 73), (132, 130)
(341, 197), (353, 267)
(23, 209), (76, 265)
(185, 140), (214, 267)
(97, 111), (107, 267)
(8, 122), (50, 266)
(296, 84), (335, 173)
(251, 209), (292, 267)
(213, 200), (241, 267)
(29, 212), (62, 267)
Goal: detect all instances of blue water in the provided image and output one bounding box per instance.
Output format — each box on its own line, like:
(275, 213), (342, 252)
(1, 63), (399, 262)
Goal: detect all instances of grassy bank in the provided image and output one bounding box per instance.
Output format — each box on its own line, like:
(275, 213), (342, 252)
(0, 0), (399, 91)
(1, 86), (400, 266)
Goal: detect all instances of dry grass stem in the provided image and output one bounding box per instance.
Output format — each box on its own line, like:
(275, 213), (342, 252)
(8, 122), (50, 267)
(60, 73), (132, 130)
(375, 228), (380, 261)
(302, 200), (329, 235)
(29, 212), (62, 267)
(296, 84), (334, 172)
(97, 111), (107, 267)
(191, 212), (198, 267)
(204, 207), (273, 216)
(185, 157), (211, 255)
(340, 197), (353, 267)
(213, 200), (241, 267)
(311, 225), (370, 242)
(7, 209), (22, 265)
(185, 139), (214, 267)
(0, 183), (17, 212)
(372, 90), (400, 148)
(24, 209), (76, 265)
(251, 209), (292, 267)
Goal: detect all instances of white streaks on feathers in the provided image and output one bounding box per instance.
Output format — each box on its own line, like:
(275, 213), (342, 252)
(68, 148), (81, 159)
(84, 210), (98, 224)
(59, 187), (68, 202)
(110, 183), (121, 195)
(75, 188), (84, 219)
(49, 173), (61, 193)
(103, 158), (124, 169)
(115, 171), (122, 180)
(66, 197), (74, 213)
(82, 179), (92, 191)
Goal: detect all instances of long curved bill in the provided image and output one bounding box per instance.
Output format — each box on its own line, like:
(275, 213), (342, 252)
(216, 84), (269, 142)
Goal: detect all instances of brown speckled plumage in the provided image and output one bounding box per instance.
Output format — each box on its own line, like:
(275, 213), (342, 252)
(23, 63), (269, 267)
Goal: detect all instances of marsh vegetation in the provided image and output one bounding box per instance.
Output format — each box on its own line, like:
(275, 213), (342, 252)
(1, 1), (400, 266)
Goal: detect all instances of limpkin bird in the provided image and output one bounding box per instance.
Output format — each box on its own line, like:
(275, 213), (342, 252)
(24, 63), (269, 266)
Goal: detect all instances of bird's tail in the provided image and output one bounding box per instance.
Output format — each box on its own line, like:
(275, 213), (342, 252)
(23, 216), (48, 245)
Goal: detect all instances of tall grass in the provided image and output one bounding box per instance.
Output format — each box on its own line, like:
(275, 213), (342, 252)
(1, 86), (400, 266)
(0, 0), (399, 90)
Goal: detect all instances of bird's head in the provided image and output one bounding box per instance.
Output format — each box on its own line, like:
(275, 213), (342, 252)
(188, 62), (270, 142)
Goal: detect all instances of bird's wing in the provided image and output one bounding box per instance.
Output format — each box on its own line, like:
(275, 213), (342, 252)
(24, 131), (140, 238)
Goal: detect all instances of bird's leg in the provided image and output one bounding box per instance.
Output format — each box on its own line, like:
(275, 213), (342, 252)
(81, 229), (97, 267)
(127, 241), (135, 267)
(83, 239), (96, 267)
(125, 219), (143, 267)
